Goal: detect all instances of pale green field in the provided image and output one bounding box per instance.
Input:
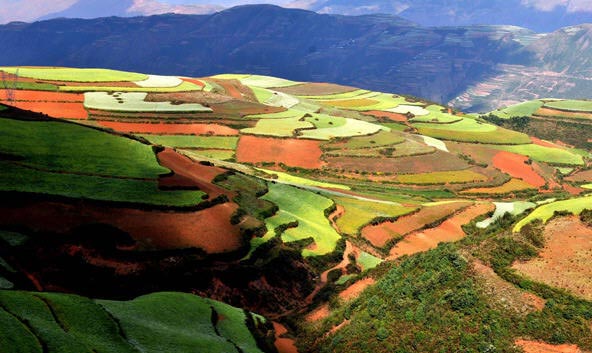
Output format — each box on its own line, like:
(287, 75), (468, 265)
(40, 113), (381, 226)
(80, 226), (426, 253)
(84, 92), (212, 112)
(256, 168), (350, 190)
(299, 118), (386, 140)
(0, 67), (148, 82)
(333, 196), (415, 235)
(63, 81), (203, 93)
(495, 144), (584, 166)
(140, 135), (238, 149)
(239, 75), (300, 88)
(513, 195), (592, 232)
(409, 105), (462, 123)
(491, 100), (544, 118)
(242, 117), (313, 137)
(544, 99), (592, 112)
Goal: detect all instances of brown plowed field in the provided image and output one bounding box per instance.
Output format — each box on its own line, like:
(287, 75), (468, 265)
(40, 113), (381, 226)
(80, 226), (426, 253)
(362, 110), (408, 122)
(236, 136), (324, 169)
(512, 216), (592, 300)
(0, 89), (83, 102)
(325, 150), (469, 174)
(566, 169), (592, 183)
(0, 198), (243, 253)
(515, 339), (584, 353)
(388, 203), (494, 259)
(361, 201), (473, 248)
(97, 121), (239, 135)
(492, 151), (546, 187)
(7, 101), (88, 119)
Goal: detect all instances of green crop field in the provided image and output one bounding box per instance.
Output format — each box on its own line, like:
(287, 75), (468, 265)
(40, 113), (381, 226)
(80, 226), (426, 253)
(250, 86), (275, 103)
(414, 118), (497, 132)
(491, 100), (544, 118)
(178, 148), (235, 160)
(84, 92), (212, 112)
(298, 89), (373, 100)
(513, 194), (592, 232)
(396, 169), (488, 184)
(0, 67), (148, 82)
(0, 118), (169, 178)
(239, 75), (300, 88)
(409, 105), (462, 123)
(262, 183), (341, 256)
(416, 124), (532, 144)
(333, 196), (416, 235)
(0, 290), (266, 353)
(245, 109), (304, 119)
(305, 113), (347, 129)
(494, 144), (585, 165)
(357, 251), (383, 271)
(139, 135), (238, 149)
(324, 130), (406, 150)
(60, 81), (203, 93)
(544, 100), (592, 112)
(257, 168), (350, 190)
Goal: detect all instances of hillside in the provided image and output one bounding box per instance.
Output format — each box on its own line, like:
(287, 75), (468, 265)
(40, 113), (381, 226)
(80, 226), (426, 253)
(2, 5), (592, 112)
(0, 66), (591, 352)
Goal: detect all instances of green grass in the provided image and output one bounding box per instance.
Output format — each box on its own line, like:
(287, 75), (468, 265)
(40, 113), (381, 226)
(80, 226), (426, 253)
(513, 194), (592, 232)
(299, 118), (385, 140)
(262, 183), (341, 256)
(495, 144), (584, 166)
(0, 117), (206, 206)
(333, 196), (416, 236)
(1, 67), (148, 82)
(0, 118), (169, 178)
(396, 170), (488, 185)
(409, 105), (462, 123)
(0, 290), (266, 353)
(99, 292), (265, 353)
(544, 100), (592, 112)
(84, 92), (212, 112)
(139, 135), (238, 149)
(242, 117), (313, 137)
(257, 168), (350, 190)
(492, 100), (544, 118)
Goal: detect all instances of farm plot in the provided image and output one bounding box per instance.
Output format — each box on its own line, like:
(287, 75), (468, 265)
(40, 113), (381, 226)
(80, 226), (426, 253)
(566, 169), (592, 182)
(264, 91), (300, 109)
(492, 151), (546, 187)
(395, 169), (488, 185)
(420, 135), (449, 152)
(494, 144), (584, 166)
(299, 118), (385, 140)
(298, 89), (373, 100)
(490, 100), (544, 118)
(544, 99), (592, 112)
(387, 104), (429, 117)
(332, 196), (416, 236)
(275, 82), (357, 96)
(241, 117), (313, 137)
(415, 118), (531, 144)
(408, 105), (461, 123)
(0, 90), (83, 102)
(261, 183), (341, 256)
(461, 178), (535, 196)
(97, 121), (238, 135)
(7, 101), (88, 119)
(476, 201), (535, 228)
(535, 107), (592, 121)
(361, 201), (473, 248)
(389, 203), (494, 259)
(512, 216), (592, 301)
(323, 130), (405, 150)
(0, 67), (148, 82)
(305, 113), (347, 128)
(321, 94), (410, 112)
(238, 75), (300, 88)
(236, 135), (323, 169)
(134, 75), (183, 88)
(83, 92), (212, 112)
(513, 194), (592, 232)
(139, 135), (238, 149)
(245, 109), (304, 119)
(256, 168), (350, 190)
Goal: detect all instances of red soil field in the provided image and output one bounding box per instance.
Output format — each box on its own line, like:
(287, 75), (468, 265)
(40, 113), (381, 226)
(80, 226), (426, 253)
(7, 101), (88, 119)
(531, 136), (558, 148)
(0, 89), (84, 102)
(492, 151), (546, 187)
(339, 278), (376, 302)
(209, 78), (244, 99)
(389, 203), (494, 259)
(0, 199), (243, 254)
(157, 148), (233, 199)
(236, 136), (324, 169)
(513, 216), (592, 300)
(564, 184), (584, 195)
(362, 201), (472, 248)
(97, 121), (239, 135)
(362, 110), (408, 122)
(515, 339), (584, 353)
(306, 304), (330, 322)
(273, 322), (299, 353)
(181, 77), (206, 88)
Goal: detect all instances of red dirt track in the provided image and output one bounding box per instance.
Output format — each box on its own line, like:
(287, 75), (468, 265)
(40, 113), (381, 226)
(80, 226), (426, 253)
(515, 339), (583, 353)
(236, 135), (324, 169)
(98, 121), (238, 135)
(492, 151), (546, 187)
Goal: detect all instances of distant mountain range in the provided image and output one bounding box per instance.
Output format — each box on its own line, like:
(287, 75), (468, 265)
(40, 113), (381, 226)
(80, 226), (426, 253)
(1, 5), (591, 111)
(3, 0), (592, 32)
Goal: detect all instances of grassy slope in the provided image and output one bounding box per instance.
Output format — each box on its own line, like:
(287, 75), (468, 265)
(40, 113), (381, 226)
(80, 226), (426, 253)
(0, 290), (267, 353)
